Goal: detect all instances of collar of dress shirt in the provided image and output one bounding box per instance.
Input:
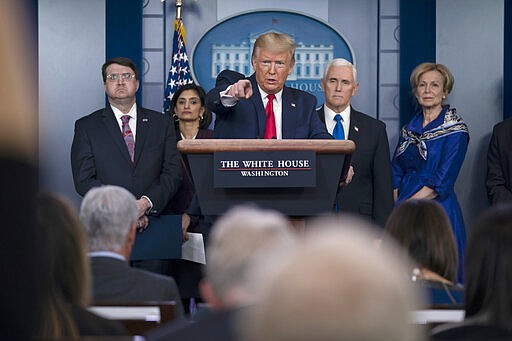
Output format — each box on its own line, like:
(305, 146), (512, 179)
(324, 105), (351, 136)
(88, 251), (126, 262)
(258, 85), (284, 139)
(111, 103), (138, 138)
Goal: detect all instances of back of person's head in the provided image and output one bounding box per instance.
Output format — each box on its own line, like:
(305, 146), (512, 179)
(465, 204), (512, 329)
(79, 185), (138, 253)
(38, 192), (90, 306)
(203, 205), (295, 309)
(385, 199), (457, 282)
(243, 216), (424, 341)
(37, 192), (90, 338)
(252, 32), (296, 64)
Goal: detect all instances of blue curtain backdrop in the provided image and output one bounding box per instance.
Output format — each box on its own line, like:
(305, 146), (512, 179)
(105, 0), (143, 104)
(399, 0), (436, 126)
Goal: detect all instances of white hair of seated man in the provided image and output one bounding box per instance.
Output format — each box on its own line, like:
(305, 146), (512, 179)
(242, 215), (426, 341)
(200, 204), (296, 310)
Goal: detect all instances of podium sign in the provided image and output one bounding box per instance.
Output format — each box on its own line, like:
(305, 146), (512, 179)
(214, 150), (316, 188)
(178, 139), (355, 217)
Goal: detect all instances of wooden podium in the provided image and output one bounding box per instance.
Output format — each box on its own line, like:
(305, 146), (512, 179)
(178, 139), (355, 218)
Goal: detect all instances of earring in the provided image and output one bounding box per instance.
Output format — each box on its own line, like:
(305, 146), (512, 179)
(199, 115), (204, 122)
(172, 113), (179, 122)
(442, 95), (446, 99)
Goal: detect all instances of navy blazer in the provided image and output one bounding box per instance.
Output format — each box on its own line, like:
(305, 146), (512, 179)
(206, 70), (332, 140)
(90, 256), (184, 317)
(317, 105), (394, 227)
(486, 117), (512, 204)
(71, 106), (181, 215)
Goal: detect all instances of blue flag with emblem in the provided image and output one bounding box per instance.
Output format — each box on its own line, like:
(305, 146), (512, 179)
(163, 18), (194, 114)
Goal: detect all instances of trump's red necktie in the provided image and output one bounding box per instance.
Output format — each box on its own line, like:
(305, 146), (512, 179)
(264, 94), (276, 139)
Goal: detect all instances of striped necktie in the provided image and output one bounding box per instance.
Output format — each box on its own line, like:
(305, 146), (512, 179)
(121, 115), (135, 162)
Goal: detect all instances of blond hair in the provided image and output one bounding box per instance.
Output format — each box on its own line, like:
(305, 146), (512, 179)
(410, 62), (454, 94)
(252, 32), (296, 65)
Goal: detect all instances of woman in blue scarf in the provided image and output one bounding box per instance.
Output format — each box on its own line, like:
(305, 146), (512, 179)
(392, 63), (469, 283)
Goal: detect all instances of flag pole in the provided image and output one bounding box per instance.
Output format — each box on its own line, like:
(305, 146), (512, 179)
(176, 0), (182, 20)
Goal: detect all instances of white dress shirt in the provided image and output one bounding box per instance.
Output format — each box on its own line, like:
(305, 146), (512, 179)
(324, 105), (350, 138)
(112, 103), (138, 140)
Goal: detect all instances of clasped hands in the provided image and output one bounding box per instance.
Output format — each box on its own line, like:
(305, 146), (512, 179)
(340, 165), (354, 187)
(135, 197), (151, 232)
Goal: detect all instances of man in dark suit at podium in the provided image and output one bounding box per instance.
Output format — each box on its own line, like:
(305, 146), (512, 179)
(80, 185), (184, 317)
(317, 58), (394, 227)
(206, 32), (332, 140)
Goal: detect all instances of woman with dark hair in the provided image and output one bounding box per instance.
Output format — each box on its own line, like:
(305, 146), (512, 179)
(167, 83), (213, 314)
(385, 199), (463, 306)
(464, 205), (512, 326)
(37, 192), (127, 338)
(391, 63), (469, 283)
(431, 204), (512, 339)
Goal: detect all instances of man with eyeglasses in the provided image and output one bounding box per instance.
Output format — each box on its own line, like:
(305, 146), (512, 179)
(206, 32), (332, 140)
(71, 57), (181, 232)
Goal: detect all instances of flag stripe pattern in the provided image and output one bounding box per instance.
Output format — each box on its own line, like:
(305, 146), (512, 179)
(163, 18), (194, 114)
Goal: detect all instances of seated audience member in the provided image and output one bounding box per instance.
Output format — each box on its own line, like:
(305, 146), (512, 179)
(145, 205), (296, 341)
(430, 204), (512, 340)
(385, 199), (463, 306)
(79, 185), (184, 317)
(241, 216), (424, 341)
(2, 158), (41, 339)
(167, 83), (213, 313)
(37, 192), (127, 337)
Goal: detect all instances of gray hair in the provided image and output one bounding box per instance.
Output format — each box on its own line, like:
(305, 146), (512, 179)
(243, 216), (423, 341)
(323, 58), (357, 83)
(206, 205), (295, 304)
(79, 185), (138, 252)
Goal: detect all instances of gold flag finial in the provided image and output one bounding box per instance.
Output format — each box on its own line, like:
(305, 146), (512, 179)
(176, 0), (182, 19)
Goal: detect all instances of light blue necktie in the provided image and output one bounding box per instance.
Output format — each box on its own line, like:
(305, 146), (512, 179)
(333, 114), (345, 140)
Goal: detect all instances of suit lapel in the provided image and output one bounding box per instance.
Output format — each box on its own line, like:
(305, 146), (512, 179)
(281, 86), (297, 139)
(317, 105), (326, 124)
(347, 106), (360, 142)
(249, 75), (267, 138)
(134, 107), (150, 166)
(102, 107), (133, 165)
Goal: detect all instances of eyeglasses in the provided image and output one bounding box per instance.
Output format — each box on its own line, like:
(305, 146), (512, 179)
(106, 73), (135, 82)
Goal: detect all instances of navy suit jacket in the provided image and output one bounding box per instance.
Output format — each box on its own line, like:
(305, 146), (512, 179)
(206, 70), (332, 139)
(486, 117), (512, 204)
(146, 308), (241, 341)
(71, 105), (181, 215)
(90, 256), (184, 317)
(317, 105), (394, 227)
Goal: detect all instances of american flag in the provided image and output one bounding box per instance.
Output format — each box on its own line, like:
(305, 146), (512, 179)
(163, 18), (194, 114)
